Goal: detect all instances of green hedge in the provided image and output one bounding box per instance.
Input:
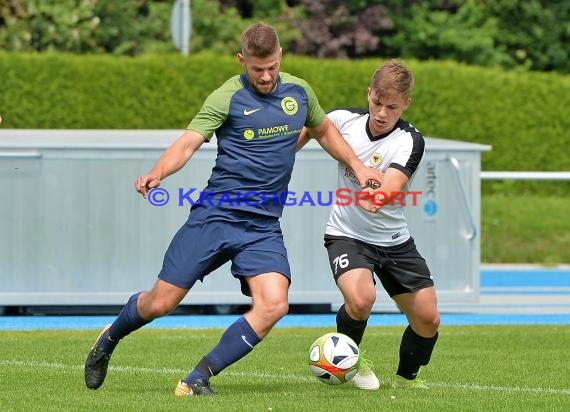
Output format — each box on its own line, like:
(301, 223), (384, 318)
(0, 52), (236, 129)
(1, 51), (569, 179)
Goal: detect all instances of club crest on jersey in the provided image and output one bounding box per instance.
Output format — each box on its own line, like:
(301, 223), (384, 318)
(281, 97), (298, 115)
(370, 152), (382, 166)
(243, 129), (255, 140)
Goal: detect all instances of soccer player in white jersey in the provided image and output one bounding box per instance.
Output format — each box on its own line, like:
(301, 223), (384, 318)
(298, 60), (440, 389)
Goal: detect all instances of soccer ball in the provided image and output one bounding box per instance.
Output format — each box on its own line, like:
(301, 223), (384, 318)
(308, 332), (360, 385)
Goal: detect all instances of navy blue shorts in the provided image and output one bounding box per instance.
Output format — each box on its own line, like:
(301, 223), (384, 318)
(158, 206), (291, 296)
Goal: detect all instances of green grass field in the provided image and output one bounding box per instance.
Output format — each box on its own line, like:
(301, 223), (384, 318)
(1, 325), (569, 411)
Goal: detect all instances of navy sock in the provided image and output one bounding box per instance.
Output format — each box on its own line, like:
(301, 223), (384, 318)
(100, 292), (149, 353)
(396, 325), (439, 380)
(184, 316), (261, 383)
(336, 304), (368, 345)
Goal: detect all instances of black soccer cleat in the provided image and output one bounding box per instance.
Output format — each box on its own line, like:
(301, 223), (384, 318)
(84, 326), (112, 390)
(174, 379), (216, 397)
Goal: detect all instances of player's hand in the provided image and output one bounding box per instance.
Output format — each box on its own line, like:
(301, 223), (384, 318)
(356, 187), (383, 213)
(135, 173), (161, 199)
(354, 165), (384, 190)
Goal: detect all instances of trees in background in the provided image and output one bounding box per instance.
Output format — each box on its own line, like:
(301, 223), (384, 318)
(0, 0), (568, 73)
(0, 0), (172, 55)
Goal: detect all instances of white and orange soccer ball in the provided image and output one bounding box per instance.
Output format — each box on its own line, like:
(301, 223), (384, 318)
(308, 332), (360, 385)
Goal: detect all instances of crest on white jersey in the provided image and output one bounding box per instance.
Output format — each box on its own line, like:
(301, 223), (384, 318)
(370, 152), (382, 166)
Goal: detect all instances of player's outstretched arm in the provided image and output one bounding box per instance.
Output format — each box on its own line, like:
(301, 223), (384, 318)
(134, 130), (206, 198)
(308, 116), (383, 187)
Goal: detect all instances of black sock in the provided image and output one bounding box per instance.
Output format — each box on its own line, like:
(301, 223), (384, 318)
(396, 325), (438, 380)
(336, 304), (368, 345)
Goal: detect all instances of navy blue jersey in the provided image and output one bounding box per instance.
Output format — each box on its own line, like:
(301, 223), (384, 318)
(188, 72), (325, 217)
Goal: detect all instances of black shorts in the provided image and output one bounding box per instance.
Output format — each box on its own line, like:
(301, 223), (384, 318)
(324, 235), (434, 297)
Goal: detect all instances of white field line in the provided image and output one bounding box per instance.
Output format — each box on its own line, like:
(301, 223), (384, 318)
(2, 358), (570, 396)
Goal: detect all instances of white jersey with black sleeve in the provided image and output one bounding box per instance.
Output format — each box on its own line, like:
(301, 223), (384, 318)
(325, 109), (425, 247)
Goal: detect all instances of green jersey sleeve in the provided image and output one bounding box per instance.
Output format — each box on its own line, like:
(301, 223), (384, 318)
(187, 76), (243, 141)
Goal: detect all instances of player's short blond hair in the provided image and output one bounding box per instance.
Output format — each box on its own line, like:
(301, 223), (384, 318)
(241, 22), (280, 58)
(370, 60), (414, 100)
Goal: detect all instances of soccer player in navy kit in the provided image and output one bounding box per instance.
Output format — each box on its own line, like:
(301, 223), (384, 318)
(84, 22), (381, 396)
(298, 60), (440, 390)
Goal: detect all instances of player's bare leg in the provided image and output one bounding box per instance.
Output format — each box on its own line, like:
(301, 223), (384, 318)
(245, 271), (290, 337)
